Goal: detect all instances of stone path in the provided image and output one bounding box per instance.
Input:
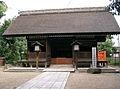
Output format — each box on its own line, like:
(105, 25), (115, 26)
(16, 72), (70, 89)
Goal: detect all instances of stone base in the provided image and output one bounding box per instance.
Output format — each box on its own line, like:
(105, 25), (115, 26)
(87, 68), (101, 74)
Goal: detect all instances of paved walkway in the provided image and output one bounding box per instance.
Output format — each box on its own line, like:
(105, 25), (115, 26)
(16, 72), (70, 89)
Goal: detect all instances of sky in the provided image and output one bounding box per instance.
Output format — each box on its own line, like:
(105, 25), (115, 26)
(2, 0), (111, 19)
(2, 0), (120, 46)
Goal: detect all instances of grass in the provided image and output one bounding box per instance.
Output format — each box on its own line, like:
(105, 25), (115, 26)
(107, 57), (120, 66)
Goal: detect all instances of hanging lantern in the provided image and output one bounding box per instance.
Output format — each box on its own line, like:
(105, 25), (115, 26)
(74, 44), (79, 51)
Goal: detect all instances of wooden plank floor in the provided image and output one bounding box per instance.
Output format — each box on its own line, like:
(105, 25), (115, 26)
(16, 72), (70, 89)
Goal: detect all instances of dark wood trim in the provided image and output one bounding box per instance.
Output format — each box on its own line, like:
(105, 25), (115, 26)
(46, 39), (48, 62)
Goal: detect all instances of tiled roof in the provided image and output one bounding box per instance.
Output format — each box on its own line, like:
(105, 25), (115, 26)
(3, 7), (120, 36)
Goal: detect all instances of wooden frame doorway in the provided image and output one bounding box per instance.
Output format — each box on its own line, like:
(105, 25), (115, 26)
(50, 38), (73, 64)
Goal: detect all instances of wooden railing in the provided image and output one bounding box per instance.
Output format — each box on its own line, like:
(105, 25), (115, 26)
(17, 52), (50, 67)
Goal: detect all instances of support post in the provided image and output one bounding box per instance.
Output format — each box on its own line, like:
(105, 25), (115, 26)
(45, 39), (48, 68)
(75, 52), (78, 69)
(36, 51), (39, 70)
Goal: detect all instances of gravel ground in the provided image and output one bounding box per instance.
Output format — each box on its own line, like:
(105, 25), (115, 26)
(65, 72), (120, 89)
(0, 66), (120, 89)
(0, 67), (40, 89)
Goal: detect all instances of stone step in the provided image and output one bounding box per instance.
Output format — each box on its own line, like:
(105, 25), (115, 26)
(101, 68), (119, 73)
(43, 64), (75, 72)
(43, 68), (75, 72)
(50, 64), (73, 68)
(4, 67), (44, 72)
(3, 66), (119, 73)
(78, 67), (119, 73)
(78, 68), (89, 73)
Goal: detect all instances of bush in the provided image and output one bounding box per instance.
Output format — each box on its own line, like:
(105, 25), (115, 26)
(107, 57), (120, 66)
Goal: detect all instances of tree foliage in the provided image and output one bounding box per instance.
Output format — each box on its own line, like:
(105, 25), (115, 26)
(97, 35), (116, 57)
(109, 0), (120, 15)
(0, 20), (27, 64)
(0, 1), (7, 18)
(0, 1), (27, 64)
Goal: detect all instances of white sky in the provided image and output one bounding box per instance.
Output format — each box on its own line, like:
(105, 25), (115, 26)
(2, 0), (111, 18)
(2, 0), (120, 46)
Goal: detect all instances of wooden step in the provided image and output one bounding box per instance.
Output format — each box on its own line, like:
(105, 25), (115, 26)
(51, 58), (73, 64)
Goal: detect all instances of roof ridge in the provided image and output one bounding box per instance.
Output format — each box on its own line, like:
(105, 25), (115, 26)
(19, 7), (107, 16)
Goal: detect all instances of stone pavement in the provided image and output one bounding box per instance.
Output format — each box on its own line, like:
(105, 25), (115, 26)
(43, 68), (74, 72)
(16, 72), (70, 89)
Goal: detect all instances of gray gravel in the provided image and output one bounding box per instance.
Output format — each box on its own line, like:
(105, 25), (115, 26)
(65, 72), (120, 89)
(0, 67), (40, 89)
(0, 66), (120, 89)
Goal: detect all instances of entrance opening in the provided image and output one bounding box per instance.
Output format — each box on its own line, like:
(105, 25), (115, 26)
(50, 39), (72, 58)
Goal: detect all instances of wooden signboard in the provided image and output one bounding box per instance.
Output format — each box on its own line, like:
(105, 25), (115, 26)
(98, 51), (106, 61)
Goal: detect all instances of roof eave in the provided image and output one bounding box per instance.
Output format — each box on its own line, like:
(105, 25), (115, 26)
(3, 32), (120, 37)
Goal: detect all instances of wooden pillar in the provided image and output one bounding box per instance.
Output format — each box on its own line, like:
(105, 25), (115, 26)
(26, 38), (29, 60)
(45, 39), (48, 68)
(36, 51), (39, 70)
(74, 51), (78, 69)
(72, 47), (75, 68)
(46, 39), (51, 65)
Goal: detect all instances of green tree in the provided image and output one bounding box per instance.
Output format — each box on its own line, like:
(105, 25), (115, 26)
(0, 20), (27, 64)
(0, 19), (11, 57)
(97, 35), (116, 57)
(108, 0), (120, 15)
(0, 1), (7, 18)
(0, 1), (27, 64)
